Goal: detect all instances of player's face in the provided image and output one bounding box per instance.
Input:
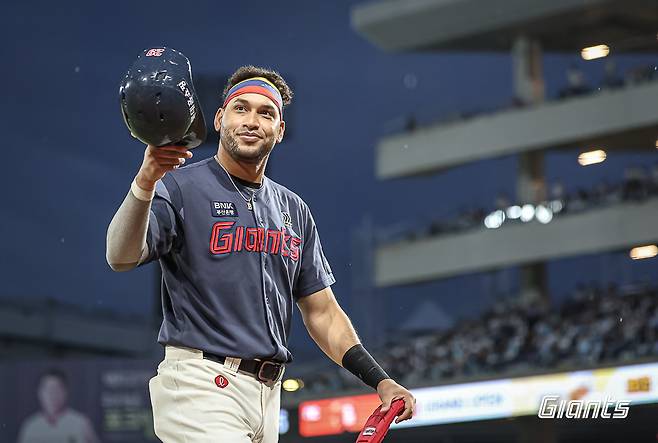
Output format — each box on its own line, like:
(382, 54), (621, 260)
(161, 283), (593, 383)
(216, 93), (285, 164)
(38, 376), (68, 415)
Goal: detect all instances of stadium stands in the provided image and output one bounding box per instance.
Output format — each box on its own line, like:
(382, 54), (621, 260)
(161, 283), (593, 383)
(298, 281), (658, 396)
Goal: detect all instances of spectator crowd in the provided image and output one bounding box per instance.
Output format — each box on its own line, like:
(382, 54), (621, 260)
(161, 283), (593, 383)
(386, 162), (658, 243)
(296, 282), (658, 395)
(393, 61), (657, 135)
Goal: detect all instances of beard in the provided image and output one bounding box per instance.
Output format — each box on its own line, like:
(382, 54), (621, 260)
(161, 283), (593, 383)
(220, 125), (276, 165)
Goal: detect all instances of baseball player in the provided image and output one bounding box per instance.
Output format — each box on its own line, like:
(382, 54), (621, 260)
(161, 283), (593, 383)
(106, 65), (415, 442)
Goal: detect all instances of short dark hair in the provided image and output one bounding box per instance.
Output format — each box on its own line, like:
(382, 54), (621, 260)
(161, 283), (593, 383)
(222, 65), (293, 109)
(39, 368), (69, 388)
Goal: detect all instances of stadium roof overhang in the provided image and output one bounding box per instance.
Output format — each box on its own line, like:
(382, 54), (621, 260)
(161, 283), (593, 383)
(351, 0), (658, 53)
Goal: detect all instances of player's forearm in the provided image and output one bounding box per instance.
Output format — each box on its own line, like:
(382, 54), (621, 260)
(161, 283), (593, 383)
(105, 181), (153, 271)
(304, 303), (360, 366)
(307, 305), (391, 390)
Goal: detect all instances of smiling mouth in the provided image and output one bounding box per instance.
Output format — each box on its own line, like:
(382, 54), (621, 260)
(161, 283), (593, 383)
(238, 133), (262, 140)
(238, 134), (262, 144)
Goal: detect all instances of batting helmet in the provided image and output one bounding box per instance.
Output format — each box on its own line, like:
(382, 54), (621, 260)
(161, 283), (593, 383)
(119, 47), (207, 148)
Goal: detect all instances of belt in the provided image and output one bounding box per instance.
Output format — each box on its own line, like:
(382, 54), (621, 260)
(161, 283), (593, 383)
(203, 353), (284, 384)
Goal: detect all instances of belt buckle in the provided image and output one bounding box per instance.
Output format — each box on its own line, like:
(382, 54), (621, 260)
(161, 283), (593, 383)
(257, 361), (283, 383)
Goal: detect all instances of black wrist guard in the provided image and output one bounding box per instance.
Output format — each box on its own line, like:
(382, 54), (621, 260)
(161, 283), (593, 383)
(341, 344), (389, 390)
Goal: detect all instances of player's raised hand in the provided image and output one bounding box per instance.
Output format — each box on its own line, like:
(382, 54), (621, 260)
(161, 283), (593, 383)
(135, 144), (193, 190)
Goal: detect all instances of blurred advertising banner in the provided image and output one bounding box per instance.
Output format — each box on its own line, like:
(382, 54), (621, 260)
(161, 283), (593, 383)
(298, 393), (382, 437)
(298, 361), (658, 437)
(0, 358), (291, 442)
(0, 359), (158, 443)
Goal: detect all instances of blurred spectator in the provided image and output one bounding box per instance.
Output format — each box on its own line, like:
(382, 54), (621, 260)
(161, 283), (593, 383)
(623, 165), (649, 200)
(405, 114), (418, 132)
(567, 188), (591, 212)
(625, 64), (657, 85)
(495, 193), (511, 211)
(559, 65), (590, 98)
(549, 181), (565, 201)
(510, 96), (529, 108)
(651, 162), (658, 193)
(602, 60), (624, 90)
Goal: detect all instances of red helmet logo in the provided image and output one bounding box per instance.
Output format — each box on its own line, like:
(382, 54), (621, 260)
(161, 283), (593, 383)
(145, 48), (165, 57)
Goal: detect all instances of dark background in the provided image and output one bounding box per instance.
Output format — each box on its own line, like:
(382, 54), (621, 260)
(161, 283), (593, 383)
(2, 0), (656, 362)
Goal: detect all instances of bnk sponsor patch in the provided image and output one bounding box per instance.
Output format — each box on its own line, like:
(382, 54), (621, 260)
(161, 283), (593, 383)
(211, 201), (238, 217)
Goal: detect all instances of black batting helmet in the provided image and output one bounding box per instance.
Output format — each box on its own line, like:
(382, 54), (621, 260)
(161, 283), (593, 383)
(119, 47), (206, 148)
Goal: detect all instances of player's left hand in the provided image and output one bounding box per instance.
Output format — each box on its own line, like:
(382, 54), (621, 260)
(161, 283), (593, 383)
(376, 379), (416, 423)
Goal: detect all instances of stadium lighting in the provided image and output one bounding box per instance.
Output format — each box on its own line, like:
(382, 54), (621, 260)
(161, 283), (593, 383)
(484, 210), (505, 229)
(578, 149), (606, 166)
(506, 205), (522, 219)
(535, 205), (553, 224)
(629, 245), (658, 260)
(282, 378), (304, 392)
(581, 44), (610, 60)
(520, 204), (535, 222)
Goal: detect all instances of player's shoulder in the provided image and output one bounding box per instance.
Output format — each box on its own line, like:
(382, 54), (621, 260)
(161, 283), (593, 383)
(157, 157), (214, 195)
(169, 156), (214, 179)
(265, 177), (309, 211)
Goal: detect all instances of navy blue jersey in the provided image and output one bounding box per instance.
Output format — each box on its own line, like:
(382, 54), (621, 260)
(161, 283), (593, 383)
(141, 157), (335, 363)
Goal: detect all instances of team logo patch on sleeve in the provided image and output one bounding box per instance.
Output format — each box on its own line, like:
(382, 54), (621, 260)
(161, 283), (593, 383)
(281, 212), (293, 228)
(211, 201), (238, 217)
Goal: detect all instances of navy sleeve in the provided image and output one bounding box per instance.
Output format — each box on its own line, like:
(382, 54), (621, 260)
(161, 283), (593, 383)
(139, 174), (184, 266)
(293, 203), (336, 299)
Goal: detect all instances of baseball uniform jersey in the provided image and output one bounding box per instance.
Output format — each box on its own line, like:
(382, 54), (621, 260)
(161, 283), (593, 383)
(140, 157), (336, 363)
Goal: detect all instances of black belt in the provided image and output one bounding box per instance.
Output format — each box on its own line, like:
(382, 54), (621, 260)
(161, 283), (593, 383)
(203, 353), (284, 384)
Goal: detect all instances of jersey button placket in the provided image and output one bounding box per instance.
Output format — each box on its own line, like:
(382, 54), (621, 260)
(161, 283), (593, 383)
(259, 215), (266, 267)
